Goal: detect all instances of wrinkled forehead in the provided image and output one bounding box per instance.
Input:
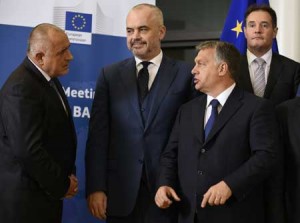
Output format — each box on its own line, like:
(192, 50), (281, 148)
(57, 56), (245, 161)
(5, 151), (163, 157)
(246, 10), (273, 23)
(127, 6), (162, 25)
(196, 48), (216, 60)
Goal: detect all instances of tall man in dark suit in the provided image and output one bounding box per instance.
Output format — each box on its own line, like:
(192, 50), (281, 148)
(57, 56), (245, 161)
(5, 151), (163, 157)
(237, 5), (300, 222)
(155, 41), (278, 223)
(85, 3), (194, 223)
(0, 23), (78, 223)
(276, 96), (300, 223)
(237, 4), (300, 105)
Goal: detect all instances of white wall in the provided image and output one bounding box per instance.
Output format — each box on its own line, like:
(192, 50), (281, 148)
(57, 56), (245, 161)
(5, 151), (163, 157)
(270, 0), (300, 62)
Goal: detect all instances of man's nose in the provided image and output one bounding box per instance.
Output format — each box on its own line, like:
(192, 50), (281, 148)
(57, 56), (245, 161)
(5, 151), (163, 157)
(191, 65), (197, 76)
(132, 30), (141, 39)
(255, 25), (262, 33)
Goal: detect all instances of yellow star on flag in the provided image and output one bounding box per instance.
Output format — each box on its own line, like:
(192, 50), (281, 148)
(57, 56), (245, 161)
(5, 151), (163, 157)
(231, 20), (243, 38)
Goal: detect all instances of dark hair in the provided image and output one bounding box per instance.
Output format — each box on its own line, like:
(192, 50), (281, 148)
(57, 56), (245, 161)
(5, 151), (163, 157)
(244, 4), (277, 28)
(196, 41), (241, 80)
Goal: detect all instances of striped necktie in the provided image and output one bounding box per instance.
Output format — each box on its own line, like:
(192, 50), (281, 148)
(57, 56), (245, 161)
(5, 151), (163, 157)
(253, 58), (266, 97)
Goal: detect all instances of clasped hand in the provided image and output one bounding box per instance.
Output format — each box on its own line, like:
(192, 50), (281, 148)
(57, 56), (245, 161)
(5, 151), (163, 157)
(64, 174), (79, 198)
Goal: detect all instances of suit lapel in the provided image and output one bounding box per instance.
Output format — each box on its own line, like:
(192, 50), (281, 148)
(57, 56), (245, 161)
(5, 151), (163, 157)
(119, 58), (145, 129)
(237, 56), (254, 94)
(205, 87), (243, 143)
(25, 58), (70, 118)
(51, 78), (70, 117)
(193, 96), (206, 145)
(144, 56), (178, 131)
(264, 54), (282, 98)
(53, 78), (77, 143)
(24, 58), (77, 144)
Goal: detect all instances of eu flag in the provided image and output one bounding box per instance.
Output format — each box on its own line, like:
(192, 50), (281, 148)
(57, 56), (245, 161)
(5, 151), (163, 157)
(65, 11), (92, 33)
(220, 0), (278, 54)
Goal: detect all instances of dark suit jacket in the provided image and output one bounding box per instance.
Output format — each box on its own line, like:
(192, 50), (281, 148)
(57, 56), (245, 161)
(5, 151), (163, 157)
(85, 55), (194, 217)
(0, 57), (77, 223)
(276, 98), (300, 223)
(236, 53), (300, 106)
(236, 53), (300, 223)
(158, 87), (278, 223)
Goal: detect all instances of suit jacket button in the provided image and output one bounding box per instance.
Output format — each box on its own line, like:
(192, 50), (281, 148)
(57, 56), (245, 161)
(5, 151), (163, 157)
(201, 149), (206, 153)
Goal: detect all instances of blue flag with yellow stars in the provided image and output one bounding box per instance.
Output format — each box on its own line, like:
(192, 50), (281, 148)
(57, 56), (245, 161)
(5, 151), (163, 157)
(65, 11), (92, 33)
(220, 0), (278, 54)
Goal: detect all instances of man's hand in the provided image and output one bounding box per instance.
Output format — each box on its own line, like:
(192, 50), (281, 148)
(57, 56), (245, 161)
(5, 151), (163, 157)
(64, 174), (78, 198)
(87, 191), (107, 220)
(155, 186), (181, 209)
(201, 180), (232, 208)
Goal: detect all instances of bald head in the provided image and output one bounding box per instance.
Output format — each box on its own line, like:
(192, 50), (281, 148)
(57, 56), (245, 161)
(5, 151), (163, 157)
(129, 3), (164, 26)
(27, 23), (66, 56)
(27, 23), (73, 77)
(126, 4), (166, 60)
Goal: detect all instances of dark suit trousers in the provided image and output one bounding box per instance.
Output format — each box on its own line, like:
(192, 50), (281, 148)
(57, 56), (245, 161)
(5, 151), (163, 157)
(17, 189), (62, 223)
(107, 179), (177, 223)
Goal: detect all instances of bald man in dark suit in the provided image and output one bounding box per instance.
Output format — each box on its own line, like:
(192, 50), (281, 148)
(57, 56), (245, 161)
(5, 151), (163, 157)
(85, 4), (195, 223)
(0, 23), (77, 223)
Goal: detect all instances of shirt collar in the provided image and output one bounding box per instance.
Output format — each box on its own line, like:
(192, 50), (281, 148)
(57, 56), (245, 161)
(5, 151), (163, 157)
(135, 50), (163, 68)
(28, 56), (51, 81)
(206, 83), (236, 108)
(247, 48), (272, 66)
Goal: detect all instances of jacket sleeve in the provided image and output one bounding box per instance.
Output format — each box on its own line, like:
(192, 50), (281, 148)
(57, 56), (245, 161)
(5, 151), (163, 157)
(157, 107), (182, 189)
(1, 82), (70, 199)
(223, 99), (278, 201)
(85, 69), (110, 196)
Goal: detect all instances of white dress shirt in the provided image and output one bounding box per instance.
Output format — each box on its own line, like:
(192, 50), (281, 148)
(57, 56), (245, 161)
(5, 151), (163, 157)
(247, 49), (272, 86)
(204, 83), (236, 128)
(135, 50), (163, 90)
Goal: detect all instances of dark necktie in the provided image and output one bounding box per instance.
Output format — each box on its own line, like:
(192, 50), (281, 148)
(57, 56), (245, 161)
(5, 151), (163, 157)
(49, 79), (68, 115)
(204, 99), (219, 140)
(137, 61), (151, 104)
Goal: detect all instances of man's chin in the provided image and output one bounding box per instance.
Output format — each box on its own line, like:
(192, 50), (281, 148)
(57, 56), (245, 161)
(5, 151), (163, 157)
(56, 70), (69, 77)
(250, 45), (268, 52)
(132, 49), (146, 58)
(250, 41), (265, 48)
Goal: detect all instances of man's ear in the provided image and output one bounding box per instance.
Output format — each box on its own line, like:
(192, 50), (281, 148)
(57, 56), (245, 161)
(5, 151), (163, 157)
(35, 52), (45, 65)
(218, 62), (228, 76)
(159, 25), (166, 41)
(243, 26), (248, 40)
(273, 27), (278, 39)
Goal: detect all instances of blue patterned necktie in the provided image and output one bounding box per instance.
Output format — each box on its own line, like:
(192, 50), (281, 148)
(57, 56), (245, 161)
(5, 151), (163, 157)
(253, 58), (266, 97)
(204, 99), (219, 140)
